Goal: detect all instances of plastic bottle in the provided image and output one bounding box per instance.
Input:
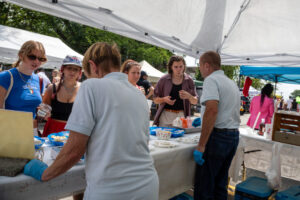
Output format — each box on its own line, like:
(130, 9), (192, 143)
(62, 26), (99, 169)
(180, 117), (188, 128)
(259, 118), (265, 136)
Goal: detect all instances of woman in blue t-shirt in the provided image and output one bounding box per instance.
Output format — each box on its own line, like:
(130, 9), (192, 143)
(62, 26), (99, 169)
(0, 40), (47, 133)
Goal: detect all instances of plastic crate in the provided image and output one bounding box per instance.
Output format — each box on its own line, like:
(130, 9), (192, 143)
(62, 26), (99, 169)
(275, 185), (300, 200)
(235, 177), (273, 200)
(170, 193), (193, 200)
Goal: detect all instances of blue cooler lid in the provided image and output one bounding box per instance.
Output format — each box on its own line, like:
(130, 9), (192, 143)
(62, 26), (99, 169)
(236, 177), (273, 198)
(275, 185), (300, 200)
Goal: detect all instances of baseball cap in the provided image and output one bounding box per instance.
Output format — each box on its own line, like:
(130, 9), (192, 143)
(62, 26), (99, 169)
(62, 55), (82, 68)
(141, 71), (148, 77)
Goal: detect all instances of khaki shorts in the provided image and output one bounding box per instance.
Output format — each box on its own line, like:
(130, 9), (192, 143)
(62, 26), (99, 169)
(159, 109), (184, 127)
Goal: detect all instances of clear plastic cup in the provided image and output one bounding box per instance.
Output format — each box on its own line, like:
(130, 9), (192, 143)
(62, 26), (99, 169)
(37, 103), (52, 117)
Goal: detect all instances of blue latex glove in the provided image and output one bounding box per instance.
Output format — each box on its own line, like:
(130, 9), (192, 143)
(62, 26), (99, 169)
(193, 149), (205, 166)
(192, 117), (201, 127)
(24, 159), (48, 181)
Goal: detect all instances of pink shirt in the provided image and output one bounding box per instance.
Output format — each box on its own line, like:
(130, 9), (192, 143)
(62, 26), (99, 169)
(247, 95), (274, 129)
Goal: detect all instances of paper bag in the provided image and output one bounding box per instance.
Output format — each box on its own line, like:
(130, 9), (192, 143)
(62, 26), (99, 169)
(0, 109), (35, 159)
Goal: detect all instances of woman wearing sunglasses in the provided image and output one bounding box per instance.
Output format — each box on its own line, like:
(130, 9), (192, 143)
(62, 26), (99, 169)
(0, 40), (47, 134)
(41, 55), (82, 137)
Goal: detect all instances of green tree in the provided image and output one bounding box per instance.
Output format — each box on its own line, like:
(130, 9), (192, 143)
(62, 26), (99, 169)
(195, 65), (240, 83)
(291, 90), (300, 98)
(0, 2), (172, 68)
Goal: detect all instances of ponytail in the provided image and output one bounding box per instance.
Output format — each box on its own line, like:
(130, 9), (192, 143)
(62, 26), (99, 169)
(56, 73), (64, 95)
(12, 59), (21, 68)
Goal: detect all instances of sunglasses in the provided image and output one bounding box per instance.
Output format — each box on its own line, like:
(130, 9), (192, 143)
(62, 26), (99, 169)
(27, 55), (47, 62)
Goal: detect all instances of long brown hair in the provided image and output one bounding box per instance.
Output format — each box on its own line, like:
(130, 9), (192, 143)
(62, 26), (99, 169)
(167, 55), (186, 74)
(13, 40), (47, 68)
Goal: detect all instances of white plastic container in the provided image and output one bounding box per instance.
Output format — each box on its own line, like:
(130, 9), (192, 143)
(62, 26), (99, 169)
(156, 130), (171, 140)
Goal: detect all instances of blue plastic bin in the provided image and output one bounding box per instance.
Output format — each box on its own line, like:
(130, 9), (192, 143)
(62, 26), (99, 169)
(275, 185), (300, 200)
(170, 193), (193, 200)
(235, 177), (273, 200)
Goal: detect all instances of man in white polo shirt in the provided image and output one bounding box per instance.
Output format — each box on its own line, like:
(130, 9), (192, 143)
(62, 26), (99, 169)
(193, 51), (240, 199)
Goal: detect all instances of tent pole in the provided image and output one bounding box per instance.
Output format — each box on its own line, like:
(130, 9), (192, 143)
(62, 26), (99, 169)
(238, 74), (242, 89)
(274, 76), (278, 97)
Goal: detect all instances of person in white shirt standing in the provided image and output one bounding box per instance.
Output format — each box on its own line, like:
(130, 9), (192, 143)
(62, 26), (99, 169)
(193, 51), (240, 200)
(24, 42), (159, 200)
(36, 68), (51, 95)
(286, 96), (293, 110)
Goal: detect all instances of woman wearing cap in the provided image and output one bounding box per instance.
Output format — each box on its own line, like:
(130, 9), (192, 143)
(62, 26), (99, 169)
(137, 70), (155, 99)
(41, 55), (82, 137)
(121, 59), (145, 94)
(0, 40), (47, 135)
(153, 55), (198, 127)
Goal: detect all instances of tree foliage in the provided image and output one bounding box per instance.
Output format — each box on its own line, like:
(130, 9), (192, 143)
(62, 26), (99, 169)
(291, 90), (300, 98)
(0, 2), (172, 68)
(195, 65), (240, 82)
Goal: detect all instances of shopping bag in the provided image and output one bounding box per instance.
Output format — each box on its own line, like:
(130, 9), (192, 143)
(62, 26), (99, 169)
(0, 109), (35, 159)
(265, 143), (282, 190)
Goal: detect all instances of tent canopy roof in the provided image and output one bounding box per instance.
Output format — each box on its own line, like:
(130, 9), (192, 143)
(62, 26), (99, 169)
(139, 60), (165, 82)
(0, 24), (83, 69)
(7, 0), (300, 67)
(240, 66), (300, 84)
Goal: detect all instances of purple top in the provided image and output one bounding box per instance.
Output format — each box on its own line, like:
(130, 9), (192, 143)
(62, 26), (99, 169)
(153, 73), (198, 126)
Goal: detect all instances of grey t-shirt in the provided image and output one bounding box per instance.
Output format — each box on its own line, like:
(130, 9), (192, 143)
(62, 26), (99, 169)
(66, 72), (158, 199)
(200, 70), (240, 129)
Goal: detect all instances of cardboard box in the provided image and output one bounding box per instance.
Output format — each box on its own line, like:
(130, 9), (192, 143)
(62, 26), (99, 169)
(272, 112), (300, 146)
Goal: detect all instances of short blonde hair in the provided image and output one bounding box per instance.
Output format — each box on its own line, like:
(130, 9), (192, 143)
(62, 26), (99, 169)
(13, 40), (47, 67)
(82, 42), (121, 76)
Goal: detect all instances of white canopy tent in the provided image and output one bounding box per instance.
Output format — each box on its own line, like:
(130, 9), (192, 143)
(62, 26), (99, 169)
(139, 60), (165, 82)
(248, 86), (260, 99)
(0, 24), (83, 69)
(6, 0), (300, 67)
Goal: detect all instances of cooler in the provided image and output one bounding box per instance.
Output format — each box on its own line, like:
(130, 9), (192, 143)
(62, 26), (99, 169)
(235, 176), (273, 200)
(275, 185), (300, 200)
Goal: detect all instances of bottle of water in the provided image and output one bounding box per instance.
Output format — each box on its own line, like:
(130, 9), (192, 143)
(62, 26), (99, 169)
(259, 118), (265, 136)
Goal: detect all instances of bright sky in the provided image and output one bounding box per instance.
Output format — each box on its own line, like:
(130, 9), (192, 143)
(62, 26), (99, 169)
(276, 83), (300, 100)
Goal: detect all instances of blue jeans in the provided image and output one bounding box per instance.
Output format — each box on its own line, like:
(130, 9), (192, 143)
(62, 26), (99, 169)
(194, 129), (239, 200)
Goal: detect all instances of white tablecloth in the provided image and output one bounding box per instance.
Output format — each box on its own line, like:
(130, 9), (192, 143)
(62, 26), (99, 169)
(4, 129), (297, 200)
(239, 127), (300, 181)
(0, 134), (199, 200)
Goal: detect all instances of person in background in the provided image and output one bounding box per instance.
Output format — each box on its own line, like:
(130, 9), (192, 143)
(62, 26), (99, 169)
(51, 69), (60, 84)
(194, 51), (240, 199)
(153, 55), (198, 127)
(121, 59), (145, 94)
(137, 71), (154, 99)
(0, 40), (47, 135)
(291, 98), (298, 112)
(52, 76), (60, 84)
(278, 98), (284, 111)
(286, 96), (293, 111)
(41, 55), (82, 137)
(247, 83), (274, 129)
(35, 68), (51, 95)
(24, 42), (159, 200)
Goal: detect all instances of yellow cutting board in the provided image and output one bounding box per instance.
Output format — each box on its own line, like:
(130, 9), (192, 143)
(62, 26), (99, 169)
(0, 109), (35, 159)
